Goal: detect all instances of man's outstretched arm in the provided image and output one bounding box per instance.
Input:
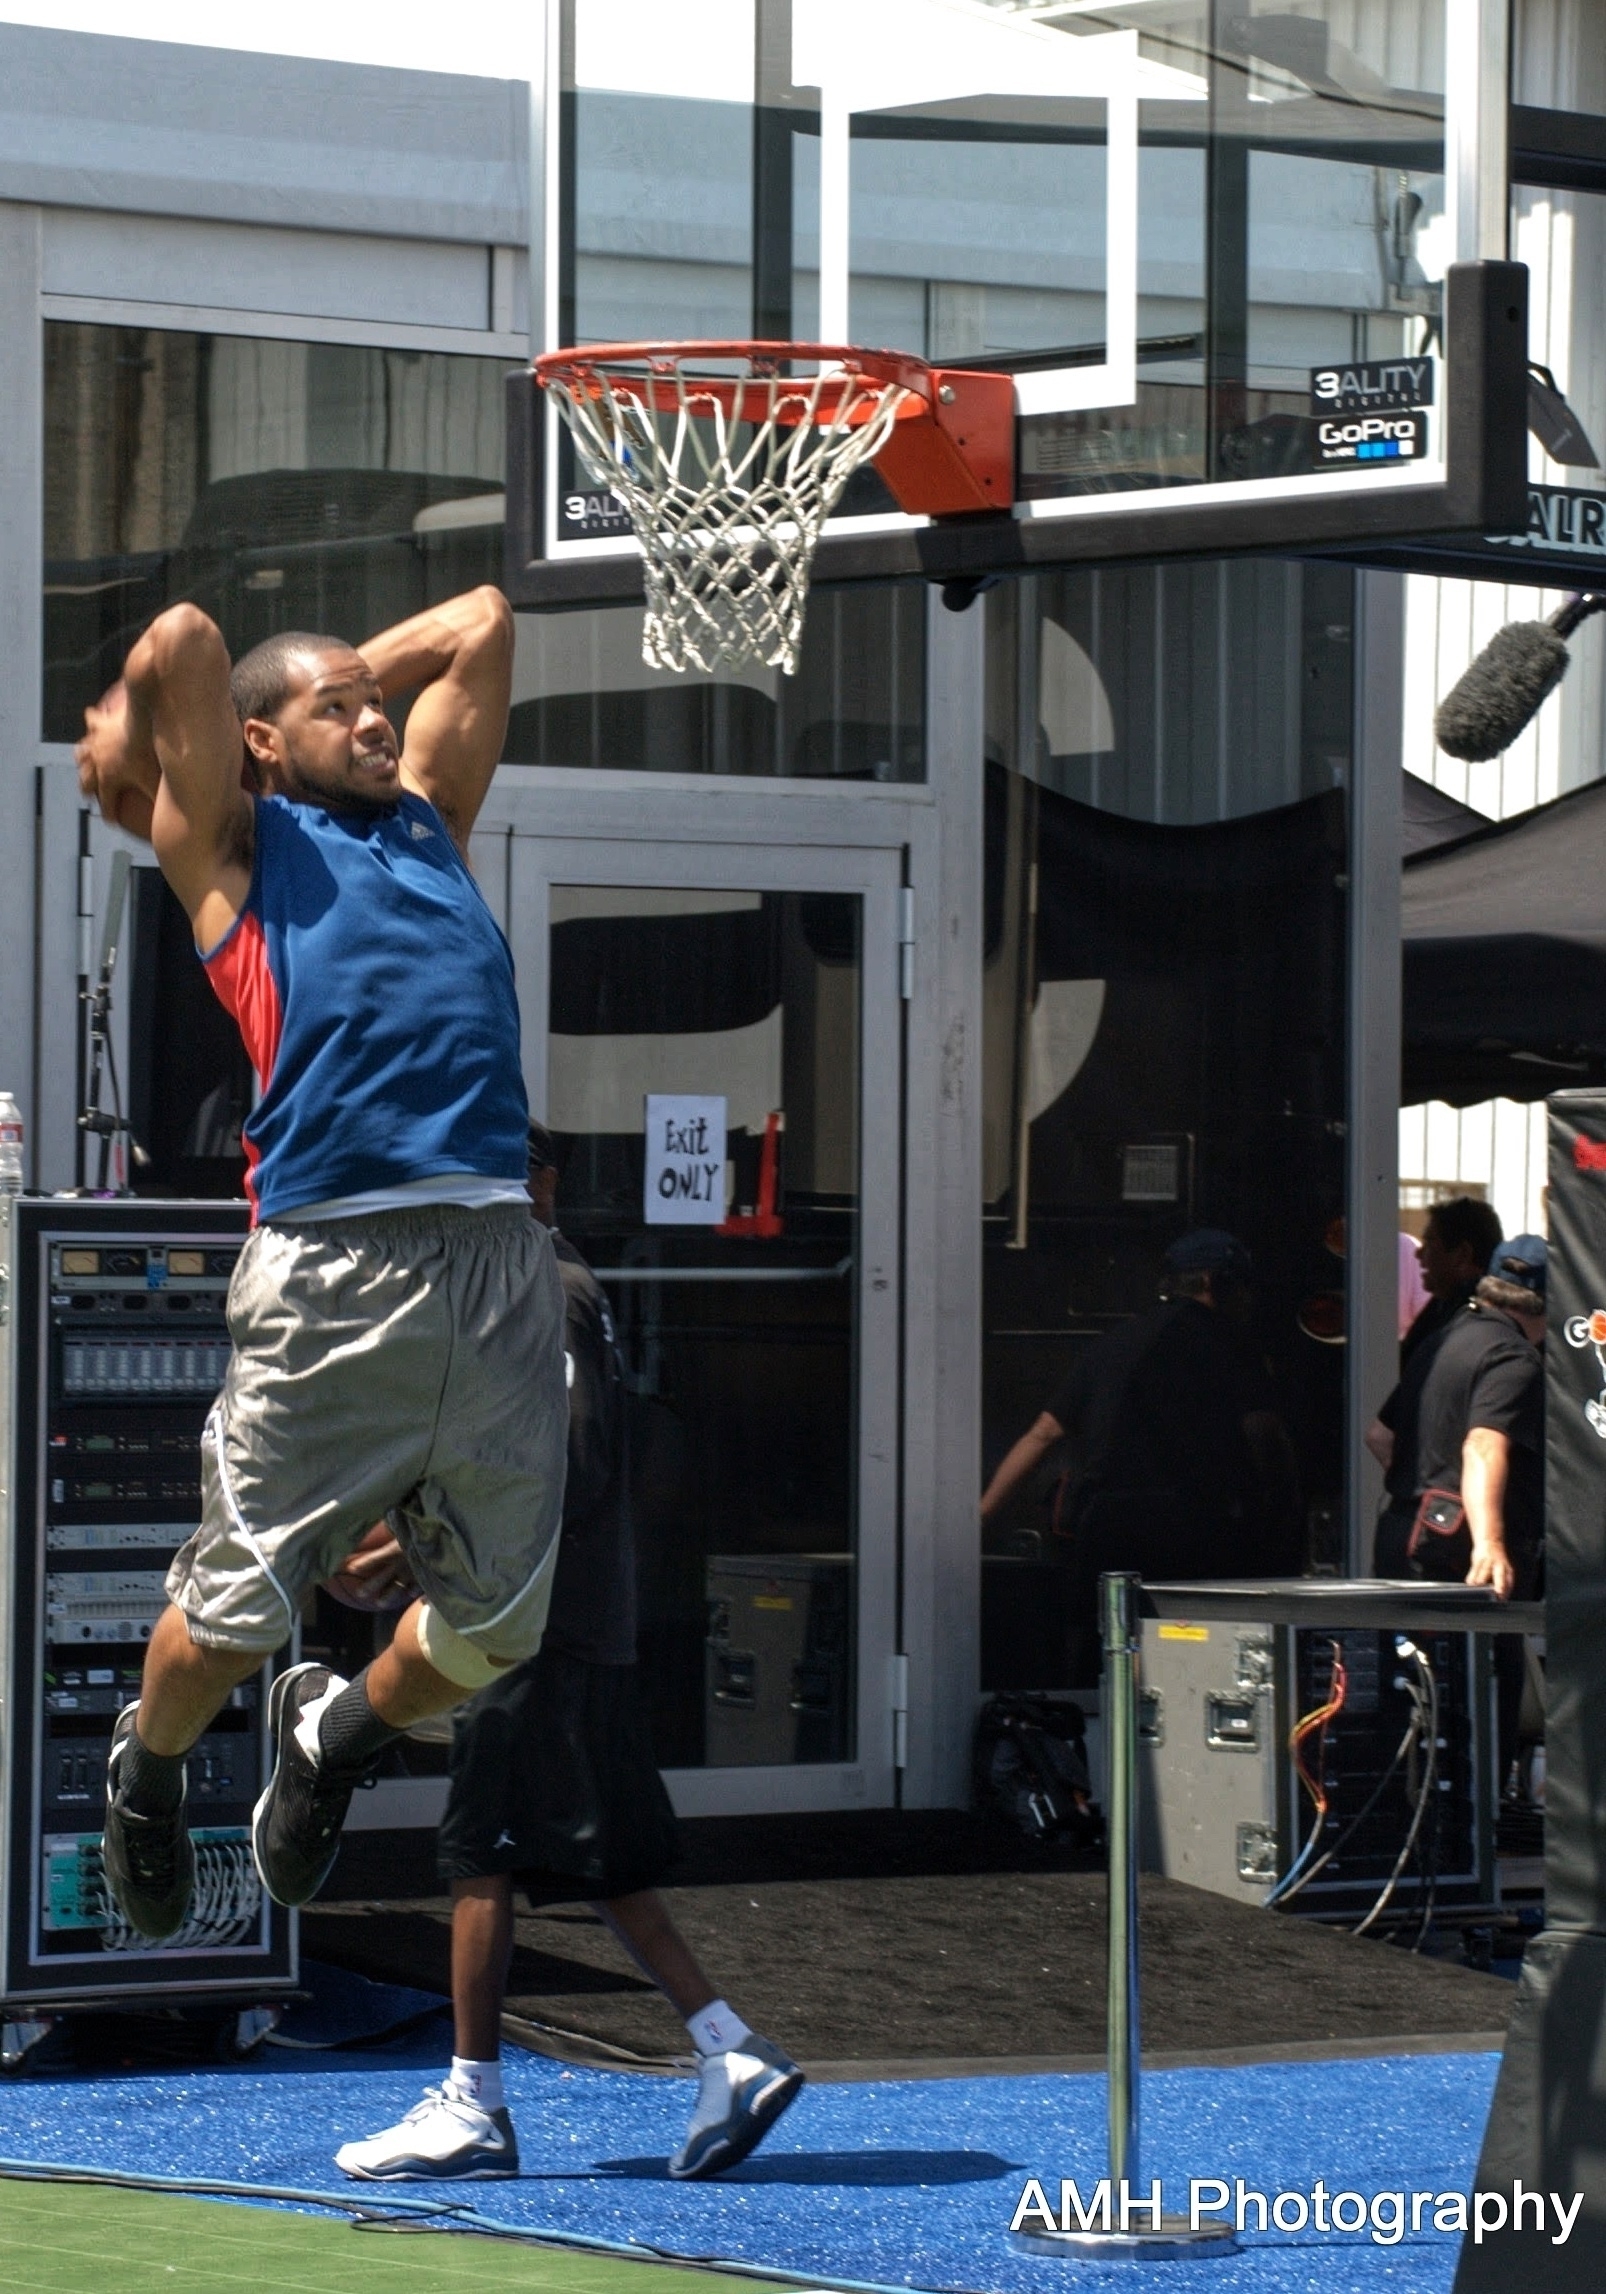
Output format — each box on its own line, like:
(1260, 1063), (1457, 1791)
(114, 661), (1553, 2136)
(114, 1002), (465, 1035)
(362, 586), (514, 854)
(76, 606), (253, 950)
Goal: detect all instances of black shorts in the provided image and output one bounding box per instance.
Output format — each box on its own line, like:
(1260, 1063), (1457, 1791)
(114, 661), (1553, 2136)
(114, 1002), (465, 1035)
(437, 1646), (680, 1906)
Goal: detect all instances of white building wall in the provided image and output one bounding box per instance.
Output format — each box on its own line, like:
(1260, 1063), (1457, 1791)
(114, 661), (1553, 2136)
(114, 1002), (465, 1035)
(1513, 0), (1606, 112)
(1397, 0), (1606, 1241)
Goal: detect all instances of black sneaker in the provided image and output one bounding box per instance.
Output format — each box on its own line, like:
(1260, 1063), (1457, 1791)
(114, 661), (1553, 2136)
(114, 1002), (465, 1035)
(251, 1662), (367, 1908)
(103, 1703), (194, 1943)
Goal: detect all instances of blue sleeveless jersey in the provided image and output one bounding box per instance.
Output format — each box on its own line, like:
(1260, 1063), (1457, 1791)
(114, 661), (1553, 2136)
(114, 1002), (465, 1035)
(204, 792), (527, 1222)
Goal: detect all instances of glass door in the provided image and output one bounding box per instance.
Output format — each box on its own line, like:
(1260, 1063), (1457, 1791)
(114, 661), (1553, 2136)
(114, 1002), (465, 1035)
(510, 839), (903, 1814)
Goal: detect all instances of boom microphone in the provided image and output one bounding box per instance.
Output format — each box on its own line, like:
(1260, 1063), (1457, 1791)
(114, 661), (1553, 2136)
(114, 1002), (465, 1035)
(1434, 592), (1606, 763)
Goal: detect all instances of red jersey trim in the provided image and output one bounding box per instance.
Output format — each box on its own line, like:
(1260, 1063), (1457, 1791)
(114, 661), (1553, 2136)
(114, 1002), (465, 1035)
(202, 910), (281, 1220)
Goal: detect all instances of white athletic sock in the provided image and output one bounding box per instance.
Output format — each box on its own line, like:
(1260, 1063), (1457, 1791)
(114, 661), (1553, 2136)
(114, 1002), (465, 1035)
(687, 1999), (752, 2057)
(448, 2054), (505, 2112)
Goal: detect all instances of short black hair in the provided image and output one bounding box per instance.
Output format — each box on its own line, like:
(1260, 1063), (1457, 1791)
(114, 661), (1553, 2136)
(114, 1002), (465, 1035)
(1477, 1273), (1545, 1319)
(229, 631), (349, 725)
(1424, 1195), (1503, 1271)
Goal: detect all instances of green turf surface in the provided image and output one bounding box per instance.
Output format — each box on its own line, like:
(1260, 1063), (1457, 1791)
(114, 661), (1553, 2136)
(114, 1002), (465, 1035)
(0, 2180), (728, 2294)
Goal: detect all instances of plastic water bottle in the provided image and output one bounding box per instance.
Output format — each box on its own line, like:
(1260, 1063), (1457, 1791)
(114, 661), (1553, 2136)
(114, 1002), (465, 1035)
(0, 1091), (23, 1199)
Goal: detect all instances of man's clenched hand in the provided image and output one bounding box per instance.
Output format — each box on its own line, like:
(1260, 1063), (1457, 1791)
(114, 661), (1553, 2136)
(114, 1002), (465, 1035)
(76, 681), (158, 843)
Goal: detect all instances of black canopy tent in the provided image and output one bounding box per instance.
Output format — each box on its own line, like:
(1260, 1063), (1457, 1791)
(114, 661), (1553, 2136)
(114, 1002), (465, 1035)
(1403, 774), (1606, 1107)
(1403, 769), (1489, 858)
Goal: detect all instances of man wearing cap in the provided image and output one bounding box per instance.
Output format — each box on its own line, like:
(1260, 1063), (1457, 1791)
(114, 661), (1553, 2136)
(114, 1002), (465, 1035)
(981, 1230), (1300, 1676)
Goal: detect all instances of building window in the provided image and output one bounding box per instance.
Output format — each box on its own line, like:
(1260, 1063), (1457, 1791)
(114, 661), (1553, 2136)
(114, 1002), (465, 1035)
(43, 323), (509, 743)
(45, 320), (925, 781)
(504, 586), (926, 779)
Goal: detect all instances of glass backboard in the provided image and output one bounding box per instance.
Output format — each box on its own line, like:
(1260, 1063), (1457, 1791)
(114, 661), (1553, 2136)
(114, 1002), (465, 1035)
(509, 0), (1524, 597)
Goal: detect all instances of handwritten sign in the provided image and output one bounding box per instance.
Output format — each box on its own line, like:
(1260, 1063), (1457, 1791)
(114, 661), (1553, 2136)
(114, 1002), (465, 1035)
(644, 1095), (727, 1225)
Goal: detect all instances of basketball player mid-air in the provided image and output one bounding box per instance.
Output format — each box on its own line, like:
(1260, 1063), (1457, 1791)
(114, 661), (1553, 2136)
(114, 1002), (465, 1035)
(75, 585), (568, 1943)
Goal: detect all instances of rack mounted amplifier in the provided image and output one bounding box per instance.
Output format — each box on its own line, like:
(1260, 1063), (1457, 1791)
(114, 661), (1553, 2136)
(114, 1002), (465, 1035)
(0, 1197), (294, 2014)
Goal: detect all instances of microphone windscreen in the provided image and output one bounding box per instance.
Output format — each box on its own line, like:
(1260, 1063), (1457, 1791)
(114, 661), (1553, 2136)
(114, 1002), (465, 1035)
(1434, 620), (1571, 762)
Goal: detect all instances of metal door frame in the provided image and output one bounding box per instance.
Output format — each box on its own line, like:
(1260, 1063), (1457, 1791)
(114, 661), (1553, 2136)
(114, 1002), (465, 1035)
(502, 824), (905, 1818)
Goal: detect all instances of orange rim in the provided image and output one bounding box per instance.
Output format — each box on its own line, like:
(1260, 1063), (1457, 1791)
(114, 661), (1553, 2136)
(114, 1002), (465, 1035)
(533, 339), (934, 425)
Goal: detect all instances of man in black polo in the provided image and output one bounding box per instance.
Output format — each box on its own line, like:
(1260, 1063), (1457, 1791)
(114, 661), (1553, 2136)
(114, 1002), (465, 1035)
(1368, 1236), (1545, 1790)
(1367, 1211), (1532, 1587)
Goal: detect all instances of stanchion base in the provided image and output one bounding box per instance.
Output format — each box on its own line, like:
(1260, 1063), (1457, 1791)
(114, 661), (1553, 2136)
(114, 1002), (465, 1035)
(1014, 2218), (1238, 2262)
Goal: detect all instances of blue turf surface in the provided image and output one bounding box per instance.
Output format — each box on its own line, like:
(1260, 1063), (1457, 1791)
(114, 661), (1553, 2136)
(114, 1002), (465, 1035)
(0, 1995), (1498, 2294)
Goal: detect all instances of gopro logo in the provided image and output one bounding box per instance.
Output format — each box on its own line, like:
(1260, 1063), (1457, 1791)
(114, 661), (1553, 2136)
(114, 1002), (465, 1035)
(1314, 409), (1429, 467)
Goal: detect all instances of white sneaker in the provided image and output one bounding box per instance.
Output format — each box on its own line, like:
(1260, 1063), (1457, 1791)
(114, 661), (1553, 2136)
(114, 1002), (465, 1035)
(334, 2083), (519, 2180)
(668, 2034), (804, 2180)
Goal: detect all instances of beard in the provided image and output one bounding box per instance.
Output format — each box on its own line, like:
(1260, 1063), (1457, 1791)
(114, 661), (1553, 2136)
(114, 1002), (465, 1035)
(280, 751), (399, 817)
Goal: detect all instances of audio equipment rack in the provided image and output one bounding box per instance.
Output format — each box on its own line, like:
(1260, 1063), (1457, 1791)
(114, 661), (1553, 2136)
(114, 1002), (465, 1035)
(0, 1197), (294, 2022)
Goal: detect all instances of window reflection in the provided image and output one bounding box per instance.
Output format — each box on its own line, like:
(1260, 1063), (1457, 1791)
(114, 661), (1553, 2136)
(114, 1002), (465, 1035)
(1017, 0), (1447, 497)
(981, 565), (1352, 1691)
(43, 323), (509, 742)
(549, 887), (863, 1768)
(506, 587), (925, 777)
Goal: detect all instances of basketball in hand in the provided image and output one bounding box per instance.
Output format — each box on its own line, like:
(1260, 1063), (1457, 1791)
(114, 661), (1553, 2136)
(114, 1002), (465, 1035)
(323, 1523), (416, 1614)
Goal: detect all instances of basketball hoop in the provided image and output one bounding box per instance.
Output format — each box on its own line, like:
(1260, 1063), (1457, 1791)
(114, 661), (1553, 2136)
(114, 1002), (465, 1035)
(533, 341), (1013, 676)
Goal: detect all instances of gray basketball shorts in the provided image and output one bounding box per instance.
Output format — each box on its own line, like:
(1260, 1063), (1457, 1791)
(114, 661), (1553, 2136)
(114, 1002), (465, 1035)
(165, 1200), (568, 1683)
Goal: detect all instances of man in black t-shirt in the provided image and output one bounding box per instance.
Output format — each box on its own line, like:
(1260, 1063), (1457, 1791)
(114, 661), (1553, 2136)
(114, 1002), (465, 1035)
(334, 1124), (801, 2186)
(1369, 1236), (1546, 1792)
(981, 1232), (1301, 1668)
(1371, 1235), (1545, 1593)
(1368, 1198), (1504, 1569)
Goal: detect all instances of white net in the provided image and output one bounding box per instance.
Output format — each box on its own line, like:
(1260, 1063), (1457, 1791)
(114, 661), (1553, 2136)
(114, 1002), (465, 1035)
(540, 351), (916, 675)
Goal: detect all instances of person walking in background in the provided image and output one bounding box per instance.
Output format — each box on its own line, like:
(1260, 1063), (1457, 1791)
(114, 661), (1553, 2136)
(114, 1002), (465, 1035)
(335, 1123), (802, 2184)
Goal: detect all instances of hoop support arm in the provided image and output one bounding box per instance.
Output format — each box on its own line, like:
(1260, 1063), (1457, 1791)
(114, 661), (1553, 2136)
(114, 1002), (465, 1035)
(876, 367), (1015, 517)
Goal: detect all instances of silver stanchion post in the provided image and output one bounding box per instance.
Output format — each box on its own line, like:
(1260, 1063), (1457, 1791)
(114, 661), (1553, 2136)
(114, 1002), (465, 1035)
(1104, 1568), (1140, 2193)
(1013, 1573), (1236, 2262)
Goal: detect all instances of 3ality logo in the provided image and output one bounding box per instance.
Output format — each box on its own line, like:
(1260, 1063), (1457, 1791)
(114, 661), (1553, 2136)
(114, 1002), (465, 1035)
(1310, 359), (1435, 414)
(1564, 1307), (1606, 1440)
(1307, 359), (1432, 472)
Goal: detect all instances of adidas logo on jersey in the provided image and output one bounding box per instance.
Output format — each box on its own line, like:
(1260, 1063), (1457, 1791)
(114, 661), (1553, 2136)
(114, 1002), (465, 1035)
(410, 819), (434, 841)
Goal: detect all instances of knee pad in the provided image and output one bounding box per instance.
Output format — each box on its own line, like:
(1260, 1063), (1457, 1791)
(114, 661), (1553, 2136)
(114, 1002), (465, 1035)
(414, 1604), (515, 1690)
(414, 1536), (559, 1688)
